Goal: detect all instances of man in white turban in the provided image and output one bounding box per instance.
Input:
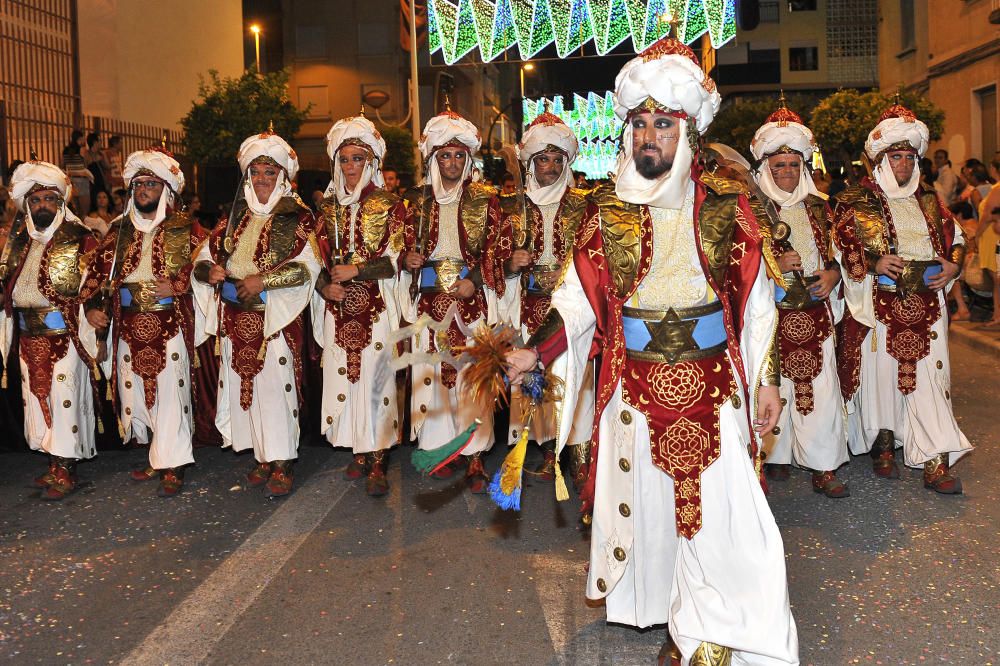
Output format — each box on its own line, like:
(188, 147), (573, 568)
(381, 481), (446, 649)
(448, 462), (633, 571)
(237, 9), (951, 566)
(81, 147), (209, 497)
(505, 35), (798, 665)
(748, 102), (850, 498)
(312, 114), (407, 497)
(833, 102), (971, 494)
(0, 160), (99, 500)
(192, 129), (321, 497)
(398, 109), (511, 493)
(498, 111), (596, 492)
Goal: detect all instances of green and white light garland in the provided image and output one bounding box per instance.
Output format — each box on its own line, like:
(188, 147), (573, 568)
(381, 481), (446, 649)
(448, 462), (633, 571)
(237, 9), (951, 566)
(523, 93), (623, 179)
(428, 0), (736, 64)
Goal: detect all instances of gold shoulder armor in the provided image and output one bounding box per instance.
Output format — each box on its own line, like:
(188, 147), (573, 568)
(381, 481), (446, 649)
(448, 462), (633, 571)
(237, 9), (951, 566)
(699, 169), (748, 196)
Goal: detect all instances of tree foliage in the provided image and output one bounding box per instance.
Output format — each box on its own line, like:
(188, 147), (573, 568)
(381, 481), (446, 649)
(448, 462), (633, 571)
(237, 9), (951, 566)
(181, 68), (309, 166)
(810, 89), (944, 165)
(378, 125), (417, 181)
(705, 93), (822, 162)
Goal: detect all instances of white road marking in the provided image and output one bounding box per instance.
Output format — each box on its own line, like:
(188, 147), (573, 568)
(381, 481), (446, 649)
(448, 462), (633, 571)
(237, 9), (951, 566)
(121, 464), (351, 665)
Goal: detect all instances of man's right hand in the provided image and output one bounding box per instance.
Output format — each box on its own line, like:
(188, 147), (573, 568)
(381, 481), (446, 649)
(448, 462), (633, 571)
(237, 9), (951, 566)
(86, 308), (109, 330)
(321, 282), (346, 302)
(207, 263), (227, 285)
(505, 348), (539, 386)
(875, 254), (905, 279)
(403, 252), (425, 271)
(777, 250), (803, 274)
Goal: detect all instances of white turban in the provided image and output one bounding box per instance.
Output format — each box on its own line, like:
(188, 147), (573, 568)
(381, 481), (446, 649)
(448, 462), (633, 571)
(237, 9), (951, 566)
(865, 104), (929, 199)
(751, 105), (822, 207)
(325, 116), (386, 205)
(122, 149), (186, 231)
(518, 112), (579, 206)
(9, 161), (80, 243)
(418, 111), (481, 205)
(613, 36), (719, 209)
(237, 131), (299, 215)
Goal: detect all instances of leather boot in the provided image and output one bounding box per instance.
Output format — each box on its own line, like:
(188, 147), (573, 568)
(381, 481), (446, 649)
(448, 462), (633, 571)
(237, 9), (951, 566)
(811, 470), (850, 498)
(365, 451), (389, 497)
(265, 460), (294, 498)
(690, 642), (733, 666)
(534, 440), (556, 480)
(465, 453), (489, 494)
(923, 454), (962, 494)
(33, 458), (58, 489)
(570, 441), (592, 493)
(344, 453), (370, 480)
(870, 429), (900, 479)
(247, 461), (272, 488)
(158, 468), (185, 497)
(130, 465), (157, 482)
(41, 457), (78, 501)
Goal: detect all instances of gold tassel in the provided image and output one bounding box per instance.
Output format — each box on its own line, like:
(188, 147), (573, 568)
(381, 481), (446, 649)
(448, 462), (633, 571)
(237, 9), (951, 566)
(1, 366), (6, 389)
(97, 414), (105, 434)
(118, 418), (125, 439)
(871, 329), (877, 352)
(215, 334), (221, 357)
(193, 350), (201, 369)
(256, 340), (267, 361)
(106, 379), (113, 401)
(553, 458), (570, 502)
(92, 363), (101, 381)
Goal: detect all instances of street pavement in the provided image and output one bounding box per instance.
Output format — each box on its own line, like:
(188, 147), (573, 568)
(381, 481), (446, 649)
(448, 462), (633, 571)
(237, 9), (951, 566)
(0, 335), (997, 666)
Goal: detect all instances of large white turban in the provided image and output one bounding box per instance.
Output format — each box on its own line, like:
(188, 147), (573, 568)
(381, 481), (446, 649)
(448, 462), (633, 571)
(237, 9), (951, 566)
(325, 115), (386, 205)
(865, 104), (929, 199)
(418, 111), (481, 205)
(518, 112), (578, 206)
(751, 105), (822, 207)
(237, 131), (299, 215)
(9, 160), (79, 242)
(613, 36), (721, 209)
(123, 149), (186, 231)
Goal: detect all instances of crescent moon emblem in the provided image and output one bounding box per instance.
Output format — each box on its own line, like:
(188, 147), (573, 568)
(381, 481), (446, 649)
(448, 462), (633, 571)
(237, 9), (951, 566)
(639, 394), (650, 405)
(709, 387), (720, 398)
(712, 362), (722, 373)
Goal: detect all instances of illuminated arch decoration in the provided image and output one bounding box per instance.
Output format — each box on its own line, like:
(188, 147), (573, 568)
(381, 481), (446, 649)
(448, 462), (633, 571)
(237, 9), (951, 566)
(427, 0), (737, 64)
(523, 93), (623, 179)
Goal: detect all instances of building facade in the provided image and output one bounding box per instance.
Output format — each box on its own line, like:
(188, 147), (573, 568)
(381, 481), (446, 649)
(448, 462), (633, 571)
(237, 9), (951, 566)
(879, 0), (999, 164)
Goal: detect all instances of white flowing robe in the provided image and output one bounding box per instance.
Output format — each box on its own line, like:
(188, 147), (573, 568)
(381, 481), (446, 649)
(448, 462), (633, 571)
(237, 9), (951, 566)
(838, 195), (972, 467)
(192, 213), (321, 464)
(546, 192), (799, 665)
(310, 201), (402, 454)
(765, 203), (848, 472)
(1, 239), (95, 460)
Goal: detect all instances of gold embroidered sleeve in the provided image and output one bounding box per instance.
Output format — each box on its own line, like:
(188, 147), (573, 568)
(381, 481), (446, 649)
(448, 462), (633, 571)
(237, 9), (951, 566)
(261, 262), (310, 290)
(355, 257), (395, 281)
(760, 321), (781, 387)
(526, 308), (564, 348)
(949, 243), (966, 269)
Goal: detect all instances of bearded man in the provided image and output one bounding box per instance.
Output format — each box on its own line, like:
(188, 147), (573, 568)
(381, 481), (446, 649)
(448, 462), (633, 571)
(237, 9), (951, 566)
(399, 109), (511, 494)
(505, 35), (798, 665)
(499, 112), (596, 490)
(1, 160), (99, 500)
(313, 114), (406, 497)
(82, 147), (207, 497)
(748, 102), (849, 498)
(192, 130), (321, 497)
(833, 103), (971, 494)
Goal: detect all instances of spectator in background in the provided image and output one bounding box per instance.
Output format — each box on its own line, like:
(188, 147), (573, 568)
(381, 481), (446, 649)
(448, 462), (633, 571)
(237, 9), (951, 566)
(382, 168), (400, 195)
(500, 172), (516, 195)
(811, 168), (831, 194)
(82, 189), (113, 238)
(828, 166), (847, 198)
(111, 187), (128, 216)
(0, 184), (15, 252)
(62, 130), (93, 215)
(103, 135), (125, 192)
(573, 170), (589, 189)
(979, 157), (1000, 328)
(310, 189), (325, 212)
(933, 148), (958, 207)
(85, 132), (108, 196)
(948, 200), (977, 321)
(962, 160), (993, 217)
(919, 156), (936, 191)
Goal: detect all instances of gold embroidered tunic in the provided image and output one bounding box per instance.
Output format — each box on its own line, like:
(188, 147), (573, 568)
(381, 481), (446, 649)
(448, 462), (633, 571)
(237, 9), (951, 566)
(888, 197), (935, 260)
(124, 231), (156, 283)
(429, 201), (463, 261)
(12, 242), (51, 309)
(227, 214), (269, 279)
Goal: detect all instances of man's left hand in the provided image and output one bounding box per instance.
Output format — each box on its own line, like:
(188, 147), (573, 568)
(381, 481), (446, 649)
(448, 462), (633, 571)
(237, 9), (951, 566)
(808, 268), (840, 299)
(451, 279), (475, 300)
(754, 385), (781, 435)
(927, 256), (959, 291)
(507, 249), (532, 273)
(154, 276), (175, 299)
(236, 275), (265, 300)
(330, 264), (359, 283)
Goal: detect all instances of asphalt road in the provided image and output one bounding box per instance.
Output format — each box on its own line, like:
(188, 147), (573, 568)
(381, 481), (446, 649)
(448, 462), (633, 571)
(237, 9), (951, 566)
(1, 336), (997, 666)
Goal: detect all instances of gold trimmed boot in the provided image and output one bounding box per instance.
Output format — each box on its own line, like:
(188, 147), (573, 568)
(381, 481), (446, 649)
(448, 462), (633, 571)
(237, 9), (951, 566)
(365, 451), (389, 497)
(570, 440), (592, 493)
(690, 642), (733, 666)
(870, 428), (900, 479)
(923, 454), (962, 494)
(533, 440), (556, 480)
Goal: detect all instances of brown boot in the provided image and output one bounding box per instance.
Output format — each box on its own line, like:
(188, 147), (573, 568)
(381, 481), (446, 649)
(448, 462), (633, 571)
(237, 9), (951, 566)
(570, 441), (592, 493)
(690, 642), (733, 666)
(41, 458), (78, 501)
(344, 453), (370, 480)
(923, 454), (963, 494)
(811, 470), (850, 498)
(365, 451), (389, 497)
(32, 458), (58, 489)
(465, 453), (489, 494)
(534, 440), (556, 481)
(870, 429), (900, 479)
(265, 460), (294, 498)
(656, 633), (682, 666)
(246, 461), (272, 488)
(157, 468), (184, 497)
(130, 465), (157, 482)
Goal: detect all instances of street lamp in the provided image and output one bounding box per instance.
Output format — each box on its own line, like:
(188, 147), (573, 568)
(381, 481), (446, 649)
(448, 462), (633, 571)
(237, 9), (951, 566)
(250, 24), (262, 73)
(520, 62), (535, 100)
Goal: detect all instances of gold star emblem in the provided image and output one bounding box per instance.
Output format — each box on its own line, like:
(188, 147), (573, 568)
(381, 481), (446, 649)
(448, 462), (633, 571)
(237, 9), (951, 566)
(644, 309), (698, 363)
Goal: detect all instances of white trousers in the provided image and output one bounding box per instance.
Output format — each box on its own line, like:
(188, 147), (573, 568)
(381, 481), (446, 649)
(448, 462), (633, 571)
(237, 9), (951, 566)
(20, 342), (96, 460)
